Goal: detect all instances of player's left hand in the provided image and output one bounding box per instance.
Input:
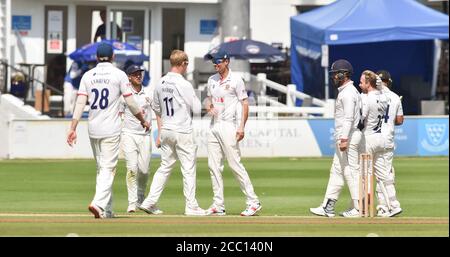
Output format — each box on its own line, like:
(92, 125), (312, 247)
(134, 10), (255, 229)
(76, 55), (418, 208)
(236, 128), (245, 142)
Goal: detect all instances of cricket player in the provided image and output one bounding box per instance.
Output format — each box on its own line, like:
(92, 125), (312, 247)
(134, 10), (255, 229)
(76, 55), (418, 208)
(66, 43), (150, 219)
(138, 50), (206, 216)
(119, 65), (153, 213)
(358, 70), (393, 217)
(310, 59), (362, 218)
(375, 70), (403, 217)
(204, 50), (261, 216)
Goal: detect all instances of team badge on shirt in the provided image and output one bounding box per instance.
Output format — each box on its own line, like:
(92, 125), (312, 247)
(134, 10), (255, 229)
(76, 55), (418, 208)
(224, 84), (230, 90)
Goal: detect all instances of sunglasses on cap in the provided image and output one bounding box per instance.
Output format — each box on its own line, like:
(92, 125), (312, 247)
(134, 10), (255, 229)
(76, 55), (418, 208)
(212, 58), (225, 65)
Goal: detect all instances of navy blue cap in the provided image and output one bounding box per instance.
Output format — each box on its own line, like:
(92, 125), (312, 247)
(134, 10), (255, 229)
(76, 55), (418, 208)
(96, 43), (114, 58)
(330, 59), (353, 74)
(206, 49), (230, 63)
(126, 64), (144, 75)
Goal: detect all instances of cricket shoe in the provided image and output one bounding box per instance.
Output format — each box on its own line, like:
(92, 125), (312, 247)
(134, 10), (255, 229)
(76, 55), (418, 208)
(341, 208), (360, 218)
(240, 203), (262, 216)
(376, 205), (390, 217)
(310, 206), (335, 217)
(139, 204), (163, 215)
(88, 204), (105, 219)
(387, 207), (402, 217)
(185, 207), (207, 216)
(127, 204), (137, 213)
(310, 199), (336, 217)
(205, 205), (226, 216)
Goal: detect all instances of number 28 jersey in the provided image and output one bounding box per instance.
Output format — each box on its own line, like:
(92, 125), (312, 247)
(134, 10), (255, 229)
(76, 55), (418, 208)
(78, 62), (132, 139)
(152, 72), (200, 134)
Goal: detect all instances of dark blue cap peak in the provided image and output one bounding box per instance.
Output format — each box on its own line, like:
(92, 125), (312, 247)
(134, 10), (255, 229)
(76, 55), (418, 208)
(126, 64), (144, 75)
(206, 49), (230, 62)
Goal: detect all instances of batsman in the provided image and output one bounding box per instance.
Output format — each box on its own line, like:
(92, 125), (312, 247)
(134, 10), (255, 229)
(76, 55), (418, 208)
(310, 59), (362, 217)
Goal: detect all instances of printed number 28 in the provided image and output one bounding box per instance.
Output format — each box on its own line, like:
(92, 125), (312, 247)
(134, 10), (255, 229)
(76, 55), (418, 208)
(163, 97), (174, 116)
(91, 88), (109, 109)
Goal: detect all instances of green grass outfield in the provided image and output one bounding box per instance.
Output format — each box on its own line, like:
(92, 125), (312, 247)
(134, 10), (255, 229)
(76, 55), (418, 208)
(0, 157), (448, 237)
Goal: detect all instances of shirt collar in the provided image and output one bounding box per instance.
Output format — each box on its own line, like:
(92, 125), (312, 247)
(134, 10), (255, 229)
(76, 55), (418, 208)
(337, 80), (353, 92)
(96, 62), (113, 68)
(167, 72), (184, 79)
(219, 69), (232, 83)
(130, 85), (144, 95)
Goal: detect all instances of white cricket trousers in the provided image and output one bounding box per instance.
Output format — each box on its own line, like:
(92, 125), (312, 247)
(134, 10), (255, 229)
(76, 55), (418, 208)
(89, 135), (120, 212)
(141, 129), (200, 210)
(121, 132), (151, 206)
(208, 121), (259, 208)
(364, 134), (400, 210)
(323, 130), (362, 208)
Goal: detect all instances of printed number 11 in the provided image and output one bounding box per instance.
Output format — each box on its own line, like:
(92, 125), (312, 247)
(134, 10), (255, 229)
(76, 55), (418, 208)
(163, 97), (174, 116)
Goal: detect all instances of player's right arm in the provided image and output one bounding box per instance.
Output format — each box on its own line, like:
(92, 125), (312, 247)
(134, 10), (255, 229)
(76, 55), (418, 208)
(67, 76), (89, 147)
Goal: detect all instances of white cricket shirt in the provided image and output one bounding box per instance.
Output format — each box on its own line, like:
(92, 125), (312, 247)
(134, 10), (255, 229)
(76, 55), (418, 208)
(207, 69), (248, 126)
(381, 86), (403, 148)
(361, 89), (389, 136)
(77, 62), (132, 138)
(120, 85), (153, 135)
(152, 72), (200, 134)
(334, 81), (361, 141)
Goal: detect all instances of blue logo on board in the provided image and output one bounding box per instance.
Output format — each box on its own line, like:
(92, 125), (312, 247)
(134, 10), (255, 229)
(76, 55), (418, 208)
(421, 123), (449, 152)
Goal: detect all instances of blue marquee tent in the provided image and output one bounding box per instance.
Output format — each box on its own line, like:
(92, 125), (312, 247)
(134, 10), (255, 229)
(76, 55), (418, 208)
(290, 0), (449, 114)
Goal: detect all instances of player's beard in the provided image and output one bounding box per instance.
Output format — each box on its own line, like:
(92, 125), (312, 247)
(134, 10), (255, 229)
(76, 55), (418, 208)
(332, 77), (345, 88)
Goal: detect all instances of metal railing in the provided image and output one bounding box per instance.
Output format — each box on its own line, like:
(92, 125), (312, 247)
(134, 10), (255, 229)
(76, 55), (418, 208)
(252, 73), (333, 117)
(0, 60), (64, 116)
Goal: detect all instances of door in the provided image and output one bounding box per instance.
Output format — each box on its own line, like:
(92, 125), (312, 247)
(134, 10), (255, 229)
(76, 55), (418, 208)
(162, 8), (185, 74)
(44, 6), (67, 94)
(108, 9), (149, 86)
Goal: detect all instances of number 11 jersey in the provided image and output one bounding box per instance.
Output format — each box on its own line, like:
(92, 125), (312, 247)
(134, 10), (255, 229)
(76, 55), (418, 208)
(152, 72), (200, 134)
